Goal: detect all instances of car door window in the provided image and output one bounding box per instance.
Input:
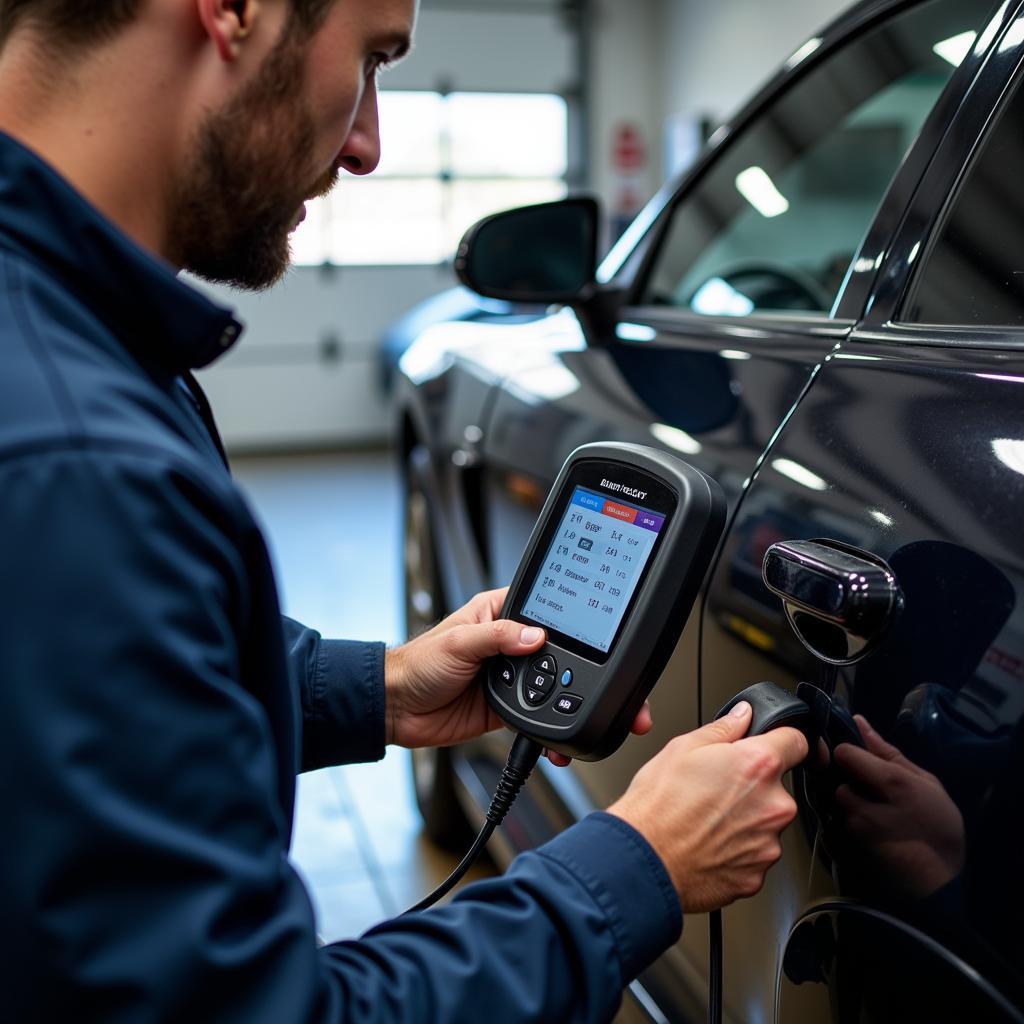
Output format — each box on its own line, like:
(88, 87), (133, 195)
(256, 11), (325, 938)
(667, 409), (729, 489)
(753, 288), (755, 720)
(904, 67), (1024, 326)
(640, 0), (986, 318)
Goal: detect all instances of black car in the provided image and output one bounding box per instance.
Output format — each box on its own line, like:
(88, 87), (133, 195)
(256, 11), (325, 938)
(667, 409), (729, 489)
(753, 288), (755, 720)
(393, 0), (1024, 1020)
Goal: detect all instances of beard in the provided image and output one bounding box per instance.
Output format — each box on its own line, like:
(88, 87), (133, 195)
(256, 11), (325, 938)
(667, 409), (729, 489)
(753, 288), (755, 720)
(166, 29), (338, 291)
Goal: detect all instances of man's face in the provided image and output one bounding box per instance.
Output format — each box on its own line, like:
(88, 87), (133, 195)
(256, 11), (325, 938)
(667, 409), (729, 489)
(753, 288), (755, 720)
(167, 0), (415, 290)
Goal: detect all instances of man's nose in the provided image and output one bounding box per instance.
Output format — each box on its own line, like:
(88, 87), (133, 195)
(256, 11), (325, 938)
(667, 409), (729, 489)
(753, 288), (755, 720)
(338, 87), (381, 175)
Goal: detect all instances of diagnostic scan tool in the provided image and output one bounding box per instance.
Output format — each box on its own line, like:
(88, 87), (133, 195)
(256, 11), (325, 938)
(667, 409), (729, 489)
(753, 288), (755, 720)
(406, 442), (725, 915)
(486, 443), (726, 760)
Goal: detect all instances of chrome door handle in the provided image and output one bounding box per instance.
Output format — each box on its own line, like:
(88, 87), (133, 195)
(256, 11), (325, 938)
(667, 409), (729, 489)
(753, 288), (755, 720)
(763, 539), (902, 664)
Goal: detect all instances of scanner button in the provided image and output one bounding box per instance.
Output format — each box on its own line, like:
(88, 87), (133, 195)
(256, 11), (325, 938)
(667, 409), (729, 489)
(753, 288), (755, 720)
(495, 659), (517, 687)
(554, 694), (583, 715)
(532, 655), (557, 676)
(529, 672), (554, 694)
(525, 687), (549, 707)
(560, 669), (573, 687)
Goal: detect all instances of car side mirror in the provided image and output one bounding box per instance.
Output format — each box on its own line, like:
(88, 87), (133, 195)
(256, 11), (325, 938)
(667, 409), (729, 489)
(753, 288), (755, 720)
(454, 197), (600, 304)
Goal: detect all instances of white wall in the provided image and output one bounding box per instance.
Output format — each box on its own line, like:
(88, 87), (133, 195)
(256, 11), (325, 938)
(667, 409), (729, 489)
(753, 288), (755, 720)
(384, 5), (576, 93)
(195, 266), (453, 451)
(659, 0), (854, 132)
(586, 0), (665, 220)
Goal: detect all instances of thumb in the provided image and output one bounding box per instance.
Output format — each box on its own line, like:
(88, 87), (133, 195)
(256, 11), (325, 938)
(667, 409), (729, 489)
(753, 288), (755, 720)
(447, 619), (547, 665)
(677, 702), (752, 751)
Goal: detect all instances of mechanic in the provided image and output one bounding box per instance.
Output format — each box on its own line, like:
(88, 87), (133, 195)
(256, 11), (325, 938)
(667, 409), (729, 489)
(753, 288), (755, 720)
(0, 1), (808, 1021)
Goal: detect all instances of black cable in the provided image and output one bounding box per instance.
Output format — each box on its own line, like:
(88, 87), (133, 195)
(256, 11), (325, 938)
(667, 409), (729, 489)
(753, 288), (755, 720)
(708, 909), (723, 1024)
(403, 733), (543, 914)
(403, 818), (497, 915)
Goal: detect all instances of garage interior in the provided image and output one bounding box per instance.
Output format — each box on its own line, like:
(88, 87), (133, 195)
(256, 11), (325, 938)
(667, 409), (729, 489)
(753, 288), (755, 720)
(8, 0), (1024, 1015)
(9, 0), (1024, 1018)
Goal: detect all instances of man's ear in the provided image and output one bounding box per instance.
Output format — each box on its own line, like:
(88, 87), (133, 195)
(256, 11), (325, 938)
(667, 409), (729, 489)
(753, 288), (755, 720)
(196, 0), (261, 62)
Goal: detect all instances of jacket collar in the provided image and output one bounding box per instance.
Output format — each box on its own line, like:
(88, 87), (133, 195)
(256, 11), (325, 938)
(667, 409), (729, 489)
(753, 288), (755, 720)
(0, 131), (244, 370)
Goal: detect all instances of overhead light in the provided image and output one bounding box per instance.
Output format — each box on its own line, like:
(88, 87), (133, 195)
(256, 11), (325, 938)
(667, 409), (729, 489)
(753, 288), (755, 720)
(650, 423), (702, 455)
(976, 2), (1010, 56)
(786, 37), (823, 69)
(933, 30), (977, 66)
(1000, 19), (1024, 52)
(736, 166), (790, 218)
(993, 438), (1024, 476)
(719, 349), (752, 361)
(772, 458), (828, 491)
(869, 509), (894, 527)
(691, 278), (755, 316)
(616, 322), (657, 343)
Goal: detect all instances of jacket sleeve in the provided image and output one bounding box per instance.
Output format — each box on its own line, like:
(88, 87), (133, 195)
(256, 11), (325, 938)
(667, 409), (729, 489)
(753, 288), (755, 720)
(327, 812), (683, 1023)
(2, 447), (681, 1024)
(281, 616), (387, 771)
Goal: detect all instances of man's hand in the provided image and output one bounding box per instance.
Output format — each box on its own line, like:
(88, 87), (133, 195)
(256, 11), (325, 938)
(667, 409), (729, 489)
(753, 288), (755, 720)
(608, 703), (807, 913)
(831, 715), (965, 900)
(385, 588), (653, 757)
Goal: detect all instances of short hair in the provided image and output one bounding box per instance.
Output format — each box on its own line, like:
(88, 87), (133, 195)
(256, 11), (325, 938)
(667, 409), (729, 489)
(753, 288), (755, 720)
(0, 0), (335, 50)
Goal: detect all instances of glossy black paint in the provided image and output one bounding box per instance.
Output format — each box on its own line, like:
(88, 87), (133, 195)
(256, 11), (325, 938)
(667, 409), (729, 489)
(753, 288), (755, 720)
(703, 341), (1024, 1020)
(454, 198), (600, 304)
(391, 0), (1024, 1019)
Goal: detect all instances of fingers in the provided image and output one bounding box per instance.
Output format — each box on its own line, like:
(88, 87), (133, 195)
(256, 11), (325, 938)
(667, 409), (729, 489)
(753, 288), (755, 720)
(834, 783), (878, 838)
(630, 702), (653, 736)
(743, 726), (809, 774)
(832, 742), (893, 795)
(546, 702), (654, 769)
(454, 588), (510, 625)
(855, 715), (900, 758)
(444, 618), (547, 664)
(835, 782), (870, 819)
(674, 702), (753, 752)
(852, 715), (926, 775)
(476, 587), (510, 622)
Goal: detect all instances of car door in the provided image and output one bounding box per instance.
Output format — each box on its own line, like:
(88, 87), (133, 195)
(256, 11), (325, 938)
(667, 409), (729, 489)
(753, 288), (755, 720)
(701, 5), (1024, 1021)
(475, 2), (994, 1014)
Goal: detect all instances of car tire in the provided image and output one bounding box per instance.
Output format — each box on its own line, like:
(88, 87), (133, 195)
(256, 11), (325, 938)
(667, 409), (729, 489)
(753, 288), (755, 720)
(403, 447), (474, 851)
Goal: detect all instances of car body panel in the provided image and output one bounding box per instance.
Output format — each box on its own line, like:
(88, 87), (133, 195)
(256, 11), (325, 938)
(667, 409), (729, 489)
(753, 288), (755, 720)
(392, 0), (1024, 1019)
(703, 339), (1024, 1021)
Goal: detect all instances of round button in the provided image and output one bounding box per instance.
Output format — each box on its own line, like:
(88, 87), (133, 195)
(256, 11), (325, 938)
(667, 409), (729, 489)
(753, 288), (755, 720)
(560, 669), (573, 687)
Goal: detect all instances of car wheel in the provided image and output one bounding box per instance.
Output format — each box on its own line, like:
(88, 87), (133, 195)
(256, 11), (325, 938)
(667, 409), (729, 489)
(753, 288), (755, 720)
(403, 448), (474, 851)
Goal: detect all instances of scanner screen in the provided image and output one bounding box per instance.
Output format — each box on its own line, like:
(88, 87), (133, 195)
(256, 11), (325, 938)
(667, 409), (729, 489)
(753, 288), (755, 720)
(520, 486), (665, 654)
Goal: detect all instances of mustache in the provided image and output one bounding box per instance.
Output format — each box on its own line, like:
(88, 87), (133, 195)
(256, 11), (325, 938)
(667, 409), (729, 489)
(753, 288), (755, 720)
(306, 164), (340, 202)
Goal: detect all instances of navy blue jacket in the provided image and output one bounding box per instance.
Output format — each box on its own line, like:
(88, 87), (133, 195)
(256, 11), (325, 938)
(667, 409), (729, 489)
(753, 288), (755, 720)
(0, 132), (681, 1023)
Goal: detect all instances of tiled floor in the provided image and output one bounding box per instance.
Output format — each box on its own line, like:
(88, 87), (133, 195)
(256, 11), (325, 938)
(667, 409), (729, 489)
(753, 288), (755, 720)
(232, 450), (492, 940)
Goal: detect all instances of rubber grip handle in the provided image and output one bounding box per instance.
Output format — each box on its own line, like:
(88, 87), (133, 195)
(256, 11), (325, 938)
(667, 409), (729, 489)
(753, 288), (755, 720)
(715, 681), (815, 744)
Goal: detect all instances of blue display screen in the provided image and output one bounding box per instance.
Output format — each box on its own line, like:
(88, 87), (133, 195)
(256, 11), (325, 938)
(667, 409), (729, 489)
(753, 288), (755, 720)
(520, 486), (665, 654)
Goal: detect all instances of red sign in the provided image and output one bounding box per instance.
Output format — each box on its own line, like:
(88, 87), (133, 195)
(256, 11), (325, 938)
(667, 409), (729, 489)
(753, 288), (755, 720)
(613, 124), (647, 173)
